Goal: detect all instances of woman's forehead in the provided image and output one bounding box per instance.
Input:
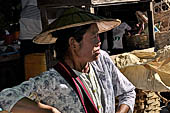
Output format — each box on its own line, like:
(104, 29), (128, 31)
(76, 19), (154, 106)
(88, 23), (99, 33)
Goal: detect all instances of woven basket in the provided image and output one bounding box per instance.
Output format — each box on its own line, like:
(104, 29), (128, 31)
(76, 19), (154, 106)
(115, 89), (161, 113)
(154, 10), (170, 32)
(153, 1), (170, 14)
(155, 31), (170, 50)
(125, 30), (170, 50)
(154, 0), (170, 32)
(134, 89), (161, 113)
(125, 34), (150, 49)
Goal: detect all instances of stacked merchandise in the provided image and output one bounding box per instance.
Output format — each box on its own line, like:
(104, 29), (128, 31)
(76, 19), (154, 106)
(154, 0), (170, 50)
(134, 89), (161, 113)
(110, 45), (170, 112)
(125, 0), (170, 50)
(124, 11), (150, 50)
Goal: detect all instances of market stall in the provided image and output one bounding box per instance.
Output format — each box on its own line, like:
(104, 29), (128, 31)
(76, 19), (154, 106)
(36, 0), (155, 68)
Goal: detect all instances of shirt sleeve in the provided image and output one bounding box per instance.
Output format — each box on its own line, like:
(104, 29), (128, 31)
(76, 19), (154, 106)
(0, 70), (85, 113)
(103, 51), (136, 113)
(0, 70), (55, 112)
(113, 62), (136, 113)
(0, 77), (39, 112)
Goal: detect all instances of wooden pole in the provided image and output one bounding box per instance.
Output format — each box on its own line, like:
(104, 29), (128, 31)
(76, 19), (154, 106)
(147, 1), (155, 48)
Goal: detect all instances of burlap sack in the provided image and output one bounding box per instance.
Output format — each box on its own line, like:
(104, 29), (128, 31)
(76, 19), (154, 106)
(110, 46), (170, 92)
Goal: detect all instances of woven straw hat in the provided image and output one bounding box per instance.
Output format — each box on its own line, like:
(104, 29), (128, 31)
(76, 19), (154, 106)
(33, 7), (121, 44)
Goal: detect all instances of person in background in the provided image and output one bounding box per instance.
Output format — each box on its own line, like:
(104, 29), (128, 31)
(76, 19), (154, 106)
(0, 7), (136, 113)
(19, 0), (44, 55)
(19, 0), (47, 80)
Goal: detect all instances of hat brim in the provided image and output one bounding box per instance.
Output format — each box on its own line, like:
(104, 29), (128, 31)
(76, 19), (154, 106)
(33, 19), (121, 44)
(33, 7), (121, 44)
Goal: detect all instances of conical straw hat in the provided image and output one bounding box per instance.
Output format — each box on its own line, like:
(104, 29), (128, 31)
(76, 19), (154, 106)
(33, 7), (121, 44)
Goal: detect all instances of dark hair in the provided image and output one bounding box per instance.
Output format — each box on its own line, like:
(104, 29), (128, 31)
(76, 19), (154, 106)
(51, 24), (91, 60)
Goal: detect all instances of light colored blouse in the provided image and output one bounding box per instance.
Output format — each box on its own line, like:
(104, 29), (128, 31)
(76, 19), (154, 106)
(74, 64), (103, 113)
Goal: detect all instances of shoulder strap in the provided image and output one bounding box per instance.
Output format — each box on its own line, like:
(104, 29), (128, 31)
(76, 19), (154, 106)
(53, 61), (99, 113)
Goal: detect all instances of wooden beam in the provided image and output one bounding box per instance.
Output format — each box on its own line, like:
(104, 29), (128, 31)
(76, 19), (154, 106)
(39, 6), (49, 30)
(37, 0), (91, 7)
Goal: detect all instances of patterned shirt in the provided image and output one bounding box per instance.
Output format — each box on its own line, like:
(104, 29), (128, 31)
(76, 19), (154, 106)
(0, 50), (136, 113)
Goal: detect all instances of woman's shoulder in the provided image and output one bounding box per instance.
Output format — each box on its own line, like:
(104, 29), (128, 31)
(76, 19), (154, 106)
(34, 69), (84, 113)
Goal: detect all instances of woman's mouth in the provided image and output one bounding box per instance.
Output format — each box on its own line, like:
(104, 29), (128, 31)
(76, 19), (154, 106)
(94, 49), (100, 54)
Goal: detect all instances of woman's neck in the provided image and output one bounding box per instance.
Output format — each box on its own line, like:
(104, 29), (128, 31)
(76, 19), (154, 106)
(64, 56), (89, 73)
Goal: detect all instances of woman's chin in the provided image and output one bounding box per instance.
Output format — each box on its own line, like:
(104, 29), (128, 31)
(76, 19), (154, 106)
(93, 52), (100, 60)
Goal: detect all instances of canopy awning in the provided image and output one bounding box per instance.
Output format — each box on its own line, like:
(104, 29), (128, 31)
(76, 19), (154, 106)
(37, 0), (151, 7)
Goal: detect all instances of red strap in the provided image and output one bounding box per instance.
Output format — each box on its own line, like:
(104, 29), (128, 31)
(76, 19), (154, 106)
(54, 61), (99, 113)
(76, 77), (98, 108)
(54, 62), (88, 113)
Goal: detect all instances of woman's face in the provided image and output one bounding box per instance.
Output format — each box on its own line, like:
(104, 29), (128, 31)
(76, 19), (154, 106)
(74, 23), (101, 62)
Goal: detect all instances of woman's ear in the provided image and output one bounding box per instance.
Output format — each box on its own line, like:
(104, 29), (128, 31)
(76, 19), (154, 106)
(69, 37), (77, 49)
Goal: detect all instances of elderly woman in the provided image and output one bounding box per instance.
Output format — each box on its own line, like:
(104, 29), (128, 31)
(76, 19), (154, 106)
(0, 7), (136, 113)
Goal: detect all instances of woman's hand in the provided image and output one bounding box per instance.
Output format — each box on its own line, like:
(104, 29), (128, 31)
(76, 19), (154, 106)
(38, 102), (61, 113)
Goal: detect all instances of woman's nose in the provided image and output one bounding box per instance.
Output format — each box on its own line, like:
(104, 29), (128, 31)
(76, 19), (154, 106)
(96, 41), (101, 47)
(95, 35), (101, 47)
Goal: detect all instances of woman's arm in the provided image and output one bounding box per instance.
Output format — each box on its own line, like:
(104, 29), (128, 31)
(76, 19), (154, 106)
(116, 104), (129, 113)
(102, 51), (136, 113)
